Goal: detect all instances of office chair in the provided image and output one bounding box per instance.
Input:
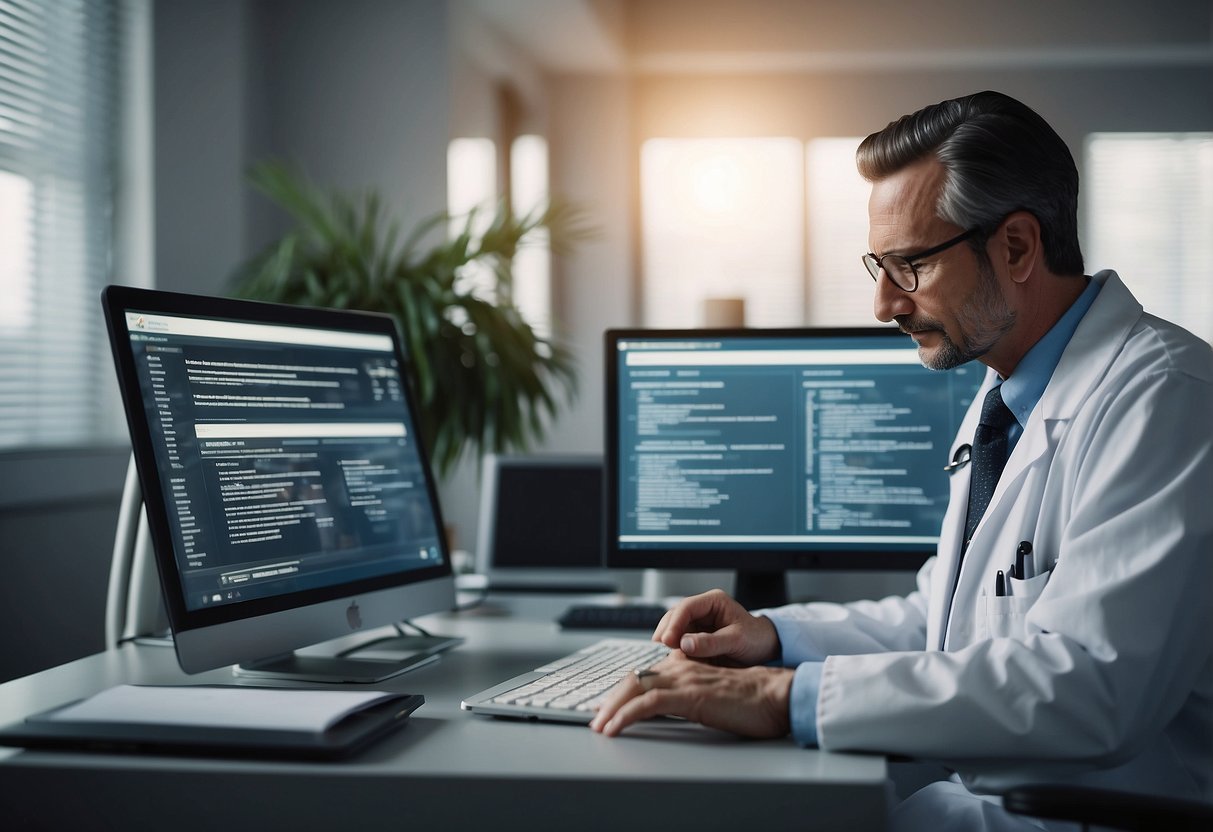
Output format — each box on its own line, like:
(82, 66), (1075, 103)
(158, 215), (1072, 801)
(1002, 783), (1213, 832)
(104, 454), (169, 649)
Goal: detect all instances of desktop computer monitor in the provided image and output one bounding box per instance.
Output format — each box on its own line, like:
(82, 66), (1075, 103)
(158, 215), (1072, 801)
(102, 286), (458, 682)
(605, 327), (985, 609)
(474, 454), (616, 593)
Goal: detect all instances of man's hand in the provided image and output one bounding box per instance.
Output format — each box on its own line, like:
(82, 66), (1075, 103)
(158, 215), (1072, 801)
(588, 650), (794, 739)
(652, 589), (781, 667)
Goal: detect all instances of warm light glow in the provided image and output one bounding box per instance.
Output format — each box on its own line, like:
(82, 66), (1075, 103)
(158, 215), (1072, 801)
(647, 139), (790, 231)
(641, 138), (804, 328)
(690, 151), (745, 216)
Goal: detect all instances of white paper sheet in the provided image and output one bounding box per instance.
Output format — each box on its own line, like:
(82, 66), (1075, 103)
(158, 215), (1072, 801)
(44, 685), (397, 733)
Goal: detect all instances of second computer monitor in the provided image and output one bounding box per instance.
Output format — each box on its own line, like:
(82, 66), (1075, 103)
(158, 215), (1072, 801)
(605, 327), (985, 608)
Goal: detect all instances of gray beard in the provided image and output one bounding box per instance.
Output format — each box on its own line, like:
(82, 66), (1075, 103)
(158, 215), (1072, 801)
(902, 253), (1015, 371)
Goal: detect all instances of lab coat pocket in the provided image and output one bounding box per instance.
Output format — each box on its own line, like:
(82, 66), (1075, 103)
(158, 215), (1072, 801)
(982, 571), (1051, 640)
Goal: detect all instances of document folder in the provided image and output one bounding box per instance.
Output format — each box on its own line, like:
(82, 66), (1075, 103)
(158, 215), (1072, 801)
(0, 684), (423, 760)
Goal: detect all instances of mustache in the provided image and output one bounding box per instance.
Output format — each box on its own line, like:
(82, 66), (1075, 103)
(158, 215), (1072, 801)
(894, 315), (944, 335)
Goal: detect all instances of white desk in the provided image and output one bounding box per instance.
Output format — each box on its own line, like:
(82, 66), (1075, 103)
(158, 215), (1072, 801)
(0, 596), (889, 831)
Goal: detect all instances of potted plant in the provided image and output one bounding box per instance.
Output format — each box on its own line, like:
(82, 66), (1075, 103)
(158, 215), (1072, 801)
(229, 161), (582, 477)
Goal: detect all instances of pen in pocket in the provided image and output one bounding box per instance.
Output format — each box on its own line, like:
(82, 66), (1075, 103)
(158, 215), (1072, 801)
(1016, 541), (1035, 580)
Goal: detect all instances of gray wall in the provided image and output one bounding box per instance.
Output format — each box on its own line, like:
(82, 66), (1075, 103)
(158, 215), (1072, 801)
(154, 0), (452, 298)
(0, 449), (129, 683)
(246, 0), (451, 255)
(153, 0), (251, 296)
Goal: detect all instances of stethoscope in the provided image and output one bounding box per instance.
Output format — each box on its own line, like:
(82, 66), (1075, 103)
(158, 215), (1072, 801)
(944, 443), (972, 473)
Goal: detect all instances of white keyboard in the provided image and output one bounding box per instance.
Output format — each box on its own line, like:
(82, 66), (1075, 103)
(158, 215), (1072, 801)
(461, 638), (670, 723)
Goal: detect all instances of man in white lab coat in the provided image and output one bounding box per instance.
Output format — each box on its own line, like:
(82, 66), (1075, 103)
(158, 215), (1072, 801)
(590, 91), (1213, 830)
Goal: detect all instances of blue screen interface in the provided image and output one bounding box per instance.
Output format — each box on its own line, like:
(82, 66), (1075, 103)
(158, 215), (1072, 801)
(615, 333), (984, 554)
(123, 310), (445, 611)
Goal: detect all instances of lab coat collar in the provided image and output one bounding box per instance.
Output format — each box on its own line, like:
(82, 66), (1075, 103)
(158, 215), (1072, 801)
(1036, 271), (1142, 423)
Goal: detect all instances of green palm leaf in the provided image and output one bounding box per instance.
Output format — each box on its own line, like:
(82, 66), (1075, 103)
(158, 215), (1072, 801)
(229, 161), (585, 477)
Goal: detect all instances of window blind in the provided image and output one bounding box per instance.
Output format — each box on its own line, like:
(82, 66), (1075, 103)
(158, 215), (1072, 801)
(806, 138), (884, 327)
(0, 0), (126, 449)
(1085, 133), (1213, 345)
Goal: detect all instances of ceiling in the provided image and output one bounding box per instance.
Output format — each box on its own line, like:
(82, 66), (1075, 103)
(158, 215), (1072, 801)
(465, 0), (1213, 74)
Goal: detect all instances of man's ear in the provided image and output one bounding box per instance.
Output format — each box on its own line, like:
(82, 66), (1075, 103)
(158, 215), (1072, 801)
(1000, 211), (1041, 284)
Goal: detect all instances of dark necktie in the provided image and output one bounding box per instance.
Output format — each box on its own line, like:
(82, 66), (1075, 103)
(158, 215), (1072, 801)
(962, 384), (1016, 552)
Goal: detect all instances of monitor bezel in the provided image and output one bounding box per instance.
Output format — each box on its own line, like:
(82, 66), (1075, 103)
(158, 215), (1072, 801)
(102, 285), (455, 672)
(604, 326), (944, 575)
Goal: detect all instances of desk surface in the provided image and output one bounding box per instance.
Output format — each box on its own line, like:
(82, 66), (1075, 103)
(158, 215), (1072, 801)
(0, 595), (888, 831)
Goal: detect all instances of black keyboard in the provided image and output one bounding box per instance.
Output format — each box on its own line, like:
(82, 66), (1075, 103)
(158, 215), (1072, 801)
(557, 604), (668, 631)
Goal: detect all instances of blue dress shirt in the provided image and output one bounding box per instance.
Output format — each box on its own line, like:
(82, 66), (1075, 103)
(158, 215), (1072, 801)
(774, 276), (1102, 748)
(999, 276), (1100, 453)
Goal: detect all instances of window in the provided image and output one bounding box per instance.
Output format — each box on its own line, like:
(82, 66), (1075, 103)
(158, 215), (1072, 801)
(509, 134), (551, 336)
(640, 138), (804, 328)
(806, 138), (877, 327)
(0, 0), (141, 450)
(446, 136), (498, 301)
(1085, 133), (1213, 344)
(447, 134), (554, 335)
(639, 137), (881, 330)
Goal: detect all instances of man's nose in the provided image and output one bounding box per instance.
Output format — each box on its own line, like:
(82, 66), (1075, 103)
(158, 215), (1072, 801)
(872, 271), (914, 323)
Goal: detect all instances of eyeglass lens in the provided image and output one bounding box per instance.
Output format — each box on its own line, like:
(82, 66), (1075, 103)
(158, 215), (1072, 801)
(865, 254), (917, 292)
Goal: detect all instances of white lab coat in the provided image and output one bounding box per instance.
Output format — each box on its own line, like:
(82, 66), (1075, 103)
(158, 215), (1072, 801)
(770, 272), (1213, 810)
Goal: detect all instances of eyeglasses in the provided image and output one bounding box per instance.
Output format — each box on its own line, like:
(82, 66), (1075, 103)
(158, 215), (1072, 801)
(861, 227), (979, 293)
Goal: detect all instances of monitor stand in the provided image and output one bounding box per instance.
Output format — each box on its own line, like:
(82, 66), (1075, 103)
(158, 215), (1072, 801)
(733, 570), (789, 610)
(233, 633), (464, 684)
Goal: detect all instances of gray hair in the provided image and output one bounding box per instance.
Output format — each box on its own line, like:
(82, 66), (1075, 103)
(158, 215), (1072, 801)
(856, 91), (1084, 276)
